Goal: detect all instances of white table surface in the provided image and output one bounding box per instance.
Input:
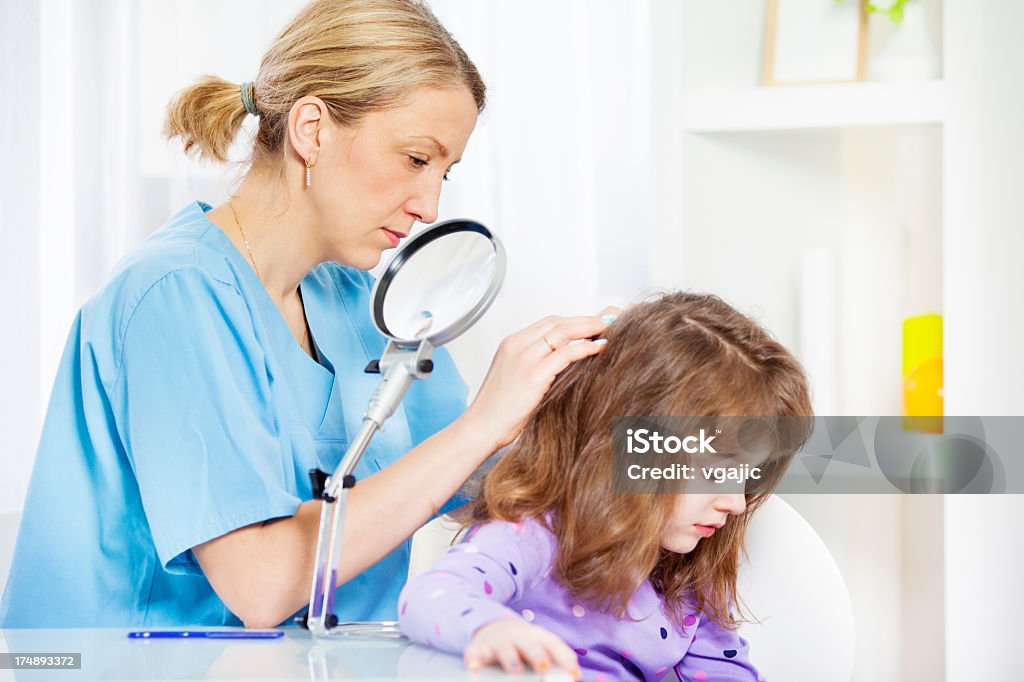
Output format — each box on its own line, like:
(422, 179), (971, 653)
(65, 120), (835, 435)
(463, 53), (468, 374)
(0, 627), (572, 682)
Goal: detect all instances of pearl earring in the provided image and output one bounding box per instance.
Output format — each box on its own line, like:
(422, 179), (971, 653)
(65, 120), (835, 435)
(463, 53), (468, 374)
(305, 159), (312, 187)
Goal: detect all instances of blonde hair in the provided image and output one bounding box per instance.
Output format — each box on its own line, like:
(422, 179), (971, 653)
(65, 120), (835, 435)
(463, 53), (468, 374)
(163, 0), (486, 164)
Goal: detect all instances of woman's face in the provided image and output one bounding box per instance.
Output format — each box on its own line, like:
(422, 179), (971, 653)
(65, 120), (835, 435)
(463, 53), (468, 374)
(659, 493), (747, 554)
(312, 86), (479, 269)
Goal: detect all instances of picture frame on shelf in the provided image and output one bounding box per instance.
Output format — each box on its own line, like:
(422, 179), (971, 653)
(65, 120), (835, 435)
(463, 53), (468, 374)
(762, 0), (868, 86)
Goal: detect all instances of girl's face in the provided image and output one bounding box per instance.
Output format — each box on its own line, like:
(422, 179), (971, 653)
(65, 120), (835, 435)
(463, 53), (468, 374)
(312, 86), (479, 269)
(659, 493), (747, 554)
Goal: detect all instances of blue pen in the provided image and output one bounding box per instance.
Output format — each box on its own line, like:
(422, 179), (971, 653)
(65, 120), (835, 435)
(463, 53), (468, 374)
(128, 630), (284, 640)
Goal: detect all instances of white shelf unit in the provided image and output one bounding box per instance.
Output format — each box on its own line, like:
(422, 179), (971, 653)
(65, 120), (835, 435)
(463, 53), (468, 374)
(657, 102), (944, 420)
(678, 80), (947, 132)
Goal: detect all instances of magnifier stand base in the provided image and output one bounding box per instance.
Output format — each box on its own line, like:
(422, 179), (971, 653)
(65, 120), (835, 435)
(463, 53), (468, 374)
(308, 621), (405, 639)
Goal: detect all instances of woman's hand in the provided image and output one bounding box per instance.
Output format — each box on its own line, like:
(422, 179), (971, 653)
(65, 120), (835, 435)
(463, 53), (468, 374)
(465, 618), (580, 678)
(462, 308), (620, 451)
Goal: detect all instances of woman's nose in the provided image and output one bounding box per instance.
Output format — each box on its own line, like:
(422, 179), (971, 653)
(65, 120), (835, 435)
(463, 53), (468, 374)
(405, 178), (442, 225)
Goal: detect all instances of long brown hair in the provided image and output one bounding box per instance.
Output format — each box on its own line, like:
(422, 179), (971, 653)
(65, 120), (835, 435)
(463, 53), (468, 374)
(461, 292), (813, 631)
(164, 0), (486, 165)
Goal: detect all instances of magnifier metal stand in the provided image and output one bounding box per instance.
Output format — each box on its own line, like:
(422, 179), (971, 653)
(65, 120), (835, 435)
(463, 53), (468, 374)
(302, 339), (434, 639)
(296, 217), (505, 645)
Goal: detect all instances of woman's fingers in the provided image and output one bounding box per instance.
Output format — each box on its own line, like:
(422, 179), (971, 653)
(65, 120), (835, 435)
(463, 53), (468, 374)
(539, 338), (608, 376)
(534, 316), (613, 351)
(462, 308), (620, 450)
(512, 315), (610, 355)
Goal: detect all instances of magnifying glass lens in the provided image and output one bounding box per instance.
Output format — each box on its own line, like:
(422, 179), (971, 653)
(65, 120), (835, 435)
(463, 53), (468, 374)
(375, 224), (503, 346)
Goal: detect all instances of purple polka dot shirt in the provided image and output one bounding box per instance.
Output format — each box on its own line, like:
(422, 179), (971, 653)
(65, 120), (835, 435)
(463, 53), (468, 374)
(399, 517), (763, 682)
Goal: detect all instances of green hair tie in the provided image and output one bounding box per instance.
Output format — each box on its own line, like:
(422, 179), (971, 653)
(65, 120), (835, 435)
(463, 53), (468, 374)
(240, 81), (257, 116)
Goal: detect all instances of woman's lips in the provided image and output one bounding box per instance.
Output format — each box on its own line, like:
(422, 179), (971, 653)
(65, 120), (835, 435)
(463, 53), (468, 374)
(694, 524), (717, 538)
(381, 227), (404, 248)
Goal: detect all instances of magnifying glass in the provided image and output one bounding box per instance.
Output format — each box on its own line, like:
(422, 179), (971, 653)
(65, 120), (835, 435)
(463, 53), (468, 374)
(373, 220), (505, 347)
(301, 219), (505, 638)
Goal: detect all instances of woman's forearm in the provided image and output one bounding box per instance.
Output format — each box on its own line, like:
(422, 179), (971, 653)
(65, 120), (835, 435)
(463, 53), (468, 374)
(339, 413), (498, 573)
(193, 413), (497, 628)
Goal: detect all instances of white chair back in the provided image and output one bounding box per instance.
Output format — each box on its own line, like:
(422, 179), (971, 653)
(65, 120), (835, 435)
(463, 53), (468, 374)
(409, 515), (463, 579)
(738, 496), (855, 682)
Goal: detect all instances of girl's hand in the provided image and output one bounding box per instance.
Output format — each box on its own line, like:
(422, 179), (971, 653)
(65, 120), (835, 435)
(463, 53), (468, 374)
(465, 618), (580, 678)
(462, 308), (620, 451)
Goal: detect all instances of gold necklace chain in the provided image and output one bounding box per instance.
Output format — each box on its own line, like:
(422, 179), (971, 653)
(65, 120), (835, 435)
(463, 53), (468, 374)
(228, 198), (262, 281)
(226, 198), (313, 355)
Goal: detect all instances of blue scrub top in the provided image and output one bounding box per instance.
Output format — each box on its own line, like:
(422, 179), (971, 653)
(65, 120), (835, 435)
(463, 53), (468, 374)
(0, 202), (469, 627)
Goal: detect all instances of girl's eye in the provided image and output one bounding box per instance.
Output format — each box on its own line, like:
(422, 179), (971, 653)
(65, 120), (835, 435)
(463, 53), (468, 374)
(443, 170), (450, 182)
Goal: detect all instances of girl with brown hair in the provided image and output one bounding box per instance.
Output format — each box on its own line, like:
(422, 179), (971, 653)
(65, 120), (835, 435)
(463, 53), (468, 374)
(399, 291), (814, 681)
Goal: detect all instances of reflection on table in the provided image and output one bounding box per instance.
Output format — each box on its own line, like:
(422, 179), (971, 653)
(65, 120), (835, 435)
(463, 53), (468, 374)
(0, 627), (567, 682)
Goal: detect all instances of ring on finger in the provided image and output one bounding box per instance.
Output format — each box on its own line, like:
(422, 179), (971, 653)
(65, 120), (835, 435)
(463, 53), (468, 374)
(541, 334), (558, 353)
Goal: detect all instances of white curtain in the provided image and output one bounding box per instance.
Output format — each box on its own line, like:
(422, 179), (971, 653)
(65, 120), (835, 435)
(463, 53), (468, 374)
(0, 0), (654, 511)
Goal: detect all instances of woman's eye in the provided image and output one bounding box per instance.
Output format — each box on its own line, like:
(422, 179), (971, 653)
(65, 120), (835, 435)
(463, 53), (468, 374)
(408, 155), (451, 181)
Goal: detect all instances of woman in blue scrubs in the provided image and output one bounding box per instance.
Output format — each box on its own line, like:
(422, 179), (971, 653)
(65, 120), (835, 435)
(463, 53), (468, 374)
(0, 0), (611, 628)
